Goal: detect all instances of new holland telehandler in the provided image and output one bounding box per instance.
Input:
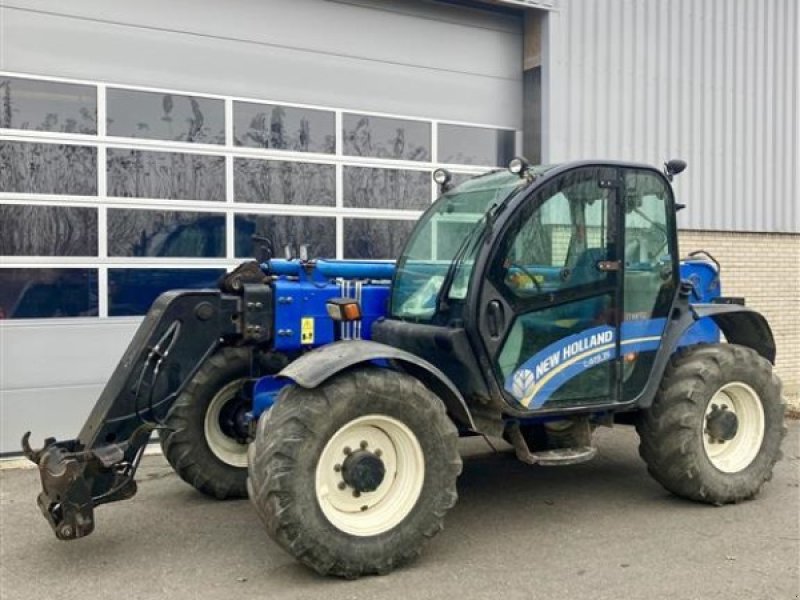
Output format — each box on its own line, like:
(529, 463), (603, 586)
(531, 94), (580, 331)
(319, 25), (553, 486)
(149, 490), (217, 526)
(24, 158), (785, 577)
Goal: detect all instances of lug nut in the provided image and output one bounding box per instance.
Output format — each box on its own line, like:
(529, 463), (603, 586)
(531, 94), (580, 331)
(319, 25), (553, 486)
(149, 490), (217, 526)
(343, 446), (352, 456)
(360, 440), (368, 449)
(353, 491), (361, 498)
(374, 449), (382, 457)
(338, 481), (347, 490)
(360, 505), (368, 512)
(334, 464), (342, 472)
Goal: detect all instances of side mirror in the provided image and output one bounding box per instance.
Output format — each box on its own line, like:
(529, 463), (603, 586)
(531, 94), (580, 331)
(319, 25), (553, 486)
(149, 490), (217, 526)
(664, 159), (687, 181)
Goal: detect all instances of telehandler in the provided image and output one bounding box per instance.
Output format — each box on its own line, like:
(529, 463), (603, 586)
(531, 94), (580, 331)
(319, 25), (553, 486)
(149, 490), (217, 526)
(24, 158), (785, 577)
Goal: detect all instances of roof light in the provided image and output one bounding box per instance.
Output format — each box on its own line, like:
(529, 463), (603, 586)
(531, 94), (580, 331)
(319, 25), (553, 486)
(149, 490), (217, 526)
(432, 168), (452, 186)
(508, 156), (530, 177)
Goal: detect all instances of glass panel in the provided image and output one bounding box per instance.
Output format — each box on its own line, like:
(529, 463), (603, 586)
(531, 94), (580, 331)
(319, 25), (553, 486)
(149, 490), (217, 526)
(107, 149), (225, 201)
(106, 89), (225, 144)
(343, 166), (430, 210)
(0, 142), (97, 195)
(108, 268), (225, 316)
(499, 295), (615, 409)
(107, 209), (225, 258)
(343, 114), (430, 161)
(235, 214), (335, 259)
(234, 102), (335, 153)
(621, 169), (676, 401)
(234, 158), (335, 206)
(343, 218), (416, 260)
(0, 76), (97, 134)
(438, 124), (515, 167)
(0, 204), (97, 256)
(494, 170), (613, 299)
(390, 171), (525, 321)
(0, 268), (98, 319)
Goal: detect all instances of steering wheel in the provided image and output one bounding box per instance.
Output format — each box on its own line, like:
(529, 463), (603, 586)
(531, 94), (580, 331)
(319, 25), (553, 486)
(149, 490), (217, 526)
(509, 263), (543, 293)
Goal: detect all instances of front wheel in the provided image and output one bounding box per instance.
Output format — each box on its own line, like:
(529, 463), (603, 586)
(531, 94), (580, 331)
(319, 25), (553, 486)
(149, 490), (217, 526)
(636, 343), (786, 504)
(159, 347), (277, 499)
(247, 367), (462, 578)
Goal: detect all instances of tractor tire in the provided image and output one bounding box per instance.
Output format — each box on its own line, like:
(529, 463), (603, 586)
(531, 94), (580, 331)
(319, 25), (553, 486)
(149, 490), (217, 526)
(159, 346), (255, 499)
(636, 343), (786, 505)
(247, 367), (462, 578)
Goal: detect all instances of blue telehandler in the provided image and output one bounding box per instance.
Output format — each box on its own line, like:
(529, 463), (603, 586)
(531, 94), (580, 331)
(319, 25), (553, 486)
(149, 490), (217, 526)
(23, 158), (785, 577)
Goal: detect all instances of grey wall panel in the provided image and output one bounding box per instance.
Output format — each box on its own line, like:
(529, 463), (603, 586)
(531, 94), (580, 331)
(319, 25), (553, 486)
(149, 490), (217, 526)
(1, 320), (139, 390)
(0, 0), (523, 128)
(0, 321), (139, 453)
(1, 384), (104, 454)
(543, 0), (798, 233)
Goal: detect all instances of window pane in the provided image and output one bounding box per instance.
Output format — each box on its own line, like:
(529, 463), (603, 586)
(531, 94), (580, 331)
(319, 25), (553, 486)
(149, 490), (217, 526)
(106, 89), (225, 144)
(234, 158), (334, 206)
(343, 166), (430, 210)
(438, 124), (515, 166)
(343, 114), (430, 161)
(108, 209), (225, 258)
(234, 102), (335, 154)
(0, 268), (98, 319)
(0, 204), (97, 256)
(343, 218), (415, 259)
(235, 214), (335, 259)
(107, 149), (225, 201)
(108, 268), (225, 316)
(0, 76), (97, 134)
(0, 142), (97, 195)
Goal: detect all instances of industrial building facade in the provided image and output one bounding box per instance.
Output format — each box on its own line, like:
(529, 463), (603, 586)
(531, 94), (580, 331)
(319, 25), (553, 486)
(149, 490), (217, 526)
(0, 0), (797, 453)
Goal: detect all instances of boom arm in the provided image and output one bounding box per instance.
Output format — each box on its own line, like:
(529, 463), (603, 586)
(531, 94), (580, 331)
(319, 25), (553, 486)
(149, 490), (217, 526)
(22, 285), (271, 540)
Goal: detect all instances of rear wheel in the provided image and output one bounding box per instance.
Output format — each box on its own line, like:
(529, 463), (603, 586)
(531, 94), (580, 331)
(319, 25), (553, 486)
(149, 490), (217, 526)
(636, 344), (786, 504)
(247, 367), (462, 578)
(159, 347), (258, 499)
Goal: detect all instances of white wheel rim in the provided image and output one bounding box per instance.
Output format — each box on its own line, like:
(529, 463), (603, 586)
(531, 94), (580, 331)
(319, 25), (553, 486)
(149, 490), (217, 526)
(702, 382), (765, 473)
(203, 380), (249, 468)
(315, 414), (425, 537)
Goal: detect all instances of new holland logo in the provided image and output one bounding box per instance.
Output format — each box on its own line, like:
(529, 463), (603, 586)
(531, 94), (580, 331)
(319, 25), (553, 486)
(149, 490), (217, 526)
(511, 369), (536, 400)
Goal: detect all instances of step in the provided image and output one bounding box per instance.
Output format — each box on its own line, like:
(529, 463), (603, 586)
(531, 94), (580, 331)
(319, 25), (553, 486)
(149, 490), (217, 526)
(530, 446), (597, 466)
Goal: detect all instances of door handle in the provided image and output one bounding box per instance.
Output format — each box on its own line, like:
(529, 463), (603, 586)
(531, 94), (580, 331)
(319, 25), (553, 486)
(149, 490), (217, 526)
(487, 300), (505, 338)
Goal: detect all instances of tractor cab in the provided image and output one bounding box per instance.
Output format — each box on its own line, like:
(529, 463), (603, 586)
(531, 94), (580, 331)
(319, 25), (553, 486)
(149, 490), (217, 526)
(373, 160), (680, 417)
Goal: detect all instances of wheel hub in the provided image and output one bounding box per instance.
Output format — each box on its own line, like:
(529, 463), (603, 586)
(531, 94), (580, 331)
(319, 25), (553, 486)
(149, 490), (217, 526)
(705, 404), (739, 443)
(341, 449), (386, 493)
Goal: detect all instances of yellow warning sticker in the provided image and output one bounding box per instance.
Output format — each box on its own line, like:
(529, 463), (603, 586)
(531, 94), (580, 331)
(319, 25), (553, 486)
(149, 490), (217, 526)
(301, 317), (315, 344)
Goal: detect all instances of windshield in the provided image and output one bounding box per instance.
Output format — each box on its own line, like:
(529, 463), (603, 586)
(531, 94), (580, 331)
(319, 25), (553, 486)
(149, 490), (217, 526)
(390, 170), (526, 321)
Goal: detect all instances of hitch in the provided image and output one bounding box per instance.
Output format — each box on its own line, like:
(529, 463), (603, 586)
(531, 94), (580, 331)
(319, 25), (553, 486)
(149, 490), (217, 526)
(22, 427), (151, 540)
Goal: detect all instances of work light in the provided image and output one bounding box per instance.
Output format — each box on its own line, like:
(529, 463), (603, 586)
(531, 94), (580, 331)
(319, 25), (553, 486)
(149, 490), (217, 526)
(508, 156), (530, 176)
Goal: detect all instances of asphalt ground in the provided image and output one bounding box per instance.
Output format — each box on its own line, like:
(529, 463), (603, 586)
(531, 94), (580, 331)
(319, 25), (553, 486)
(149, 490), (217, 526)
(1, 424), (798, 600)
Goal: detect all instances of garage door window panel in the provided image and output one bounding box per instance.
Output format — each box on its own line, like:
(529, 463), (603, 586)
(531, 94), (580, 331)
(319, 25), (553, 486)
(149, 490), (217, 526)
(106, 89), (225, 144)
(0, 76), (97, 134)
(0, 268), (98, 319)
(0, 142), (97, 195)
(107, 209), (225, 258)
(234, 158), (335, 206)
(235, 214), (335, 259)
(0, 204), (97, 256)
(107, 149), (225, 201)
(234, 102), (335, 154)
(343, 114), (430, 162)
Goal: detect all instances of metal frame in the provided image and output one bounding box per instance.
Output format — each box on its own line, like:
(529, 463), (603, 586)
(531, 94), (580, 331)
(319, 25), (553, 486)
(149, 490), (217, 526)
(0, 70), (521, 321)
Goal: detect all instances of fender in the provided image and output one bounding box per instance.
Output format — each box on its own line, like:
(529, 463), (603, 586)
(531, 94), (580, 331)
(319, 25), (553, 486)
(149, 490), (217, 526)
(691, 303), (776, 363)
(634, 299), (776, 409)
(278, 340), (476, 430)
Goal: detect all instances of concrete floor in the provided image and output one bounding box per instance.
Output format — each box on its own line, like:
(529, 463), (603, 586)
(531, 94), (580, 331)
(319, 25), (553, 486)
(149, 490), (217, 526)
(1, 425), (798, 600)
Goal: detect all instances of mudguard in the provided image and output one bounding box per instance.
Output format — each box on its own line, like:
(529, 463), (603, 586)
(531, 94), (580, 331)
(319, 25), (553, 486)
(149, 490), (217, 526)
(278, 340), (476, 430)
(691, 303), (776, 363)
(634, 298), (777, 409)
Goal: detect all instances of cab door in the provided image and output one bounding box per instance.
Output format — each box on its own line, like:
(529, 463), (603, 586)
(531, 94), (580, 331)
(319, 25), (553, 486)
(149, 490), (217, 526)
(475, 165), (622, 412)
